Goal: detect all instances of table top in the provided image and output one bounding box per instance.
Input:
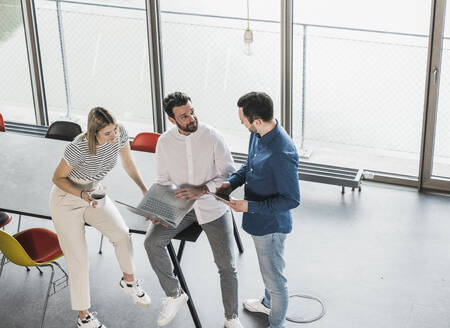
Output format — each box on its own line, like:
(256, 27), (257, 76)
(0, 132), (158, 234)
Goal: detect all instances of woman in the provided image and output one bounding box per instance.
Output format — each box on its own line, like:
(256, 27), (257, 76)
(49, 107), (150, 328)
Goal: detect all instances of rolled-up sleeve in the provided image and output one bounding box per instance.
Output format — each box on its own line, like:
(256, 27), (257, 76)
(118, 124), (129, 148)
(155, 137), (172, 186)
(205, 132), (235, 192)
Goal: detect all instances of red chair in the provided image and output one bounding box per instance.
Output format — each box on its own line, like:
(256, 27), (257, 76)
(0, 113), (5, 132)
(0, 227), (67, 328)
(130, 132), (161, 153)
(0, 212), (12, 229)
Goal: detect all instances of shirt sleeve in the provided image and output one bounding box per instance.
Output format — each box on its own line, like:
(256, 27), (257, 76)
(247, 151), (301, 214)
(204, 132), (236, 193)
(228, 161), (248, 190)
(63, 142), (83, 168)
(118, 124), (129, 148)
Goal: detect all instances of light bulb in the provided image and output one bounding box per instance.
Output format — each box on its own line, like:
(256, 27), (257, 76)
(243, 28), (253, 56)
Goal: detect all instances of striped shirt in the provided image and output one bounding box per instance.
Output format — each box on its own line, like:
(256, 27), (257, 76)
(63, 124), (128, 182)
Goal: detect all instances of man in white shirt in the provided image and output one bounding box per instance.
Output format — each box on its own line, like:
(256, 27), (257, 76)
(144, 92), (243, 328)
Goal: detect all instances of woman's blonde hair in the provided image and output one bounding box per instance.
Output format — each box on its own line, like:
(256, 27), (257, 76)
(80, 107), (117, 155)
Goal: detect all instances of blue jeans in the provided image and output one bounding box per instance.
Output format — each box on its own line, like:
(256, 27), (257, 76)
(252, 233), (288, 328)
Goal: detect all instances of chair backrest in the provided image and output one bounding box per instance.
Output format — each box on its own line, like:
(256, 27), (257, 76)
(14, 228), (63, 263)
(45, 121), (82, 142)
(0, 230), (35, 267)
(0, 113), (5, 132)
(0, 212), (12, 229)
(131, 132), (161, 153)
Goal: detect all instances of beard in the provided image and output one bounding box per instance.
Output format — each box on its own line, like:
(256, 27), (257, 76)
(176, 117), (198, 133)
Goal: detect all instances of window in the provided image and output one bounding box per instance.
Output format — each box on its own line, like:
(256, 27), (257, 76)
(292, 0), (431, 176)
(160, 1), (280, 153)
(35, 0), (154, 135)
(0, 0), (35, 124)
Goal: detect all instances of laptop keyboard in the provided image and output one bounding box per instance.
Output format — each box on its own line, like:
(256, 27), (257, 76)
(141, 198), (180, 220)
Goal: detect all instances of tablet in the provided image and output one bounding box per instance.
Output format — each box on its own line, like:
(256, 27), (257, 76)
(206, 191), (231, 205)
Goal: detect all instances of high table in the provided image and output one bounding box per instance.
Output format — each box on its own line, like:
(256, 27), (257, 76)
(0, 132), (203, 327)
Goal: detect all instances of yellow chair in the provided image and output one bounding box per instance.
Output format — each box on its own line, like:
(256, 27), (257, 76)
(0, 228), (68, 328)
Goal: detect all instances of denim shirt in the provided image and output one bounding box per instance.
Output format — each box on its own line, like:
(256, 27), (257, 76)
(228, 121), (300, 236)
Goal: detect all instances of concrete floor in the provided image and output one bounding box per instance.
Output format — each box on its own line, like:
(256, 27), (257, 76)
(1, 181), (450, 328)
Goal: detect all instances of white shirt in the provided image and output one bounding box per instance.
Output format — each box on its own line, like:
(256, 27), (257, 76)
(155, 123), (235, 224)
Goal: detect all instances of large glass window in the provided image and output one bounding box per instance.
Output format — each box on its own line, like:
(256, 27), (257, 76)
(160, 1), (280, 153)
(430, 2), (450, 179)
(34, 0), (154, 135)
(0, 0), (35, 124)
(292, 0), (431, 176)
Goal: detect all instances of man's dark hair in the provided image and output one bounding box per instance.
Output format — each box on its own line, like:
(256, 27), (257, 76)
(237, 92), (273, 123)
(163, 92), (191, 118)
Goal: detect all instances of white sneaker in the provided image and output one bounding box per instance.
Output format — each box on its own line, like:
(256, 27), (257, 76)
(119, 278), (151, 307)
(157, 292), (189, 326)
(77, 312), (105, 328)
(224, 317), (244, 328)
(243, 297), (270, 315)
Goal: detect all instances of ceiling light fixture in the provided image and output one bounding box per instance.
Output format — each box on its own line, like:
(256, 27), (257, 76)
(243, 0), (253, 56)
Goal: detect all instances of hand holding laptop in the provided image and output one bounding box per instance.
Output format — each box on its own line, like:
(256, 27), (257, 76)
(175, 185), (232, 205)
(175, 186), (207, 201)
(146, 216), (169, 228)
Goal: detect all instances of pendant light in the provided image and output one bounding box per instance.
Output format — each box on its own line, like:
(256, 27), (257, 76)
(243, 0), (253, 56)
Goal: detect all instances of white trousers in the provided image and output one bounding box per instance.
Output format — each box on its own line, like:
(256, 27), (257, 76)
(49, 185), (135, 310)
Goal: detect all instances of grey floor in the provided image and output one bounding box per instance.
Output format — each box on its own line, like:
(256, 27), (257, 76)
(1, 181), (450, 328)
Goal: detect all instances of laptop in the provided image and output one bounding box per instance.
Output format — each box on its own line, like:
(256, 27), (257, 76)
(116, 183), (194, 228)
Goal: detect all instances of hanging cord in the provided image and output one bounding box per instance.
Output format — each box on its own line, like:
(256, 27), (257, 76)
(246, 0), (250, 30)
(286, 294), (326, 324)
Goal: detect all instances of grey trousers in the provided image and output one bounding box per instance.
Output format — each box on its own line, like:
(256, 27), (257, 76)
(144, 209), (238, 319)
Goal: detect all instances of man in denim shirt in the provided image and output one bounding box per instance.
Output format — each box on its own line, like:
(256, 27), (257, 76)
(217, 92), (300, 328)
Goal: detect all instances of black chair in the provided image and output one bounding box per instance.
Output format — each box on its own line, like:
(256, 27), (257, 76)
(167, 222), (203, 328)
(176, 212), (243, 262)
(168, 213), (244, 328)
(45, 121), (82, 142)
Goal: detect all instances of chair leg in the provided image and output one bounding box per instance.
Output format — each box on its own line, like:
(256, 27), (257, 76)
(177, 240), (186, 263)
(167, 242), (202, 328)
(17, 214), (22, 233)
(98, 234), (104, 254)
(40, 264), (55, 328)
(0, 255), (5, 278)
(231, 211), (244, 254)
(53, 261), (68, 278)
(36, 267), (43, 275)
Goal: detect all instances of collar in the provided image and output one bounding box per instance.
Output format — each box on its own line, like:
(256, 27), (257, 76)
(257, 119), (280, 146)
(171, 122), (204, 140)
